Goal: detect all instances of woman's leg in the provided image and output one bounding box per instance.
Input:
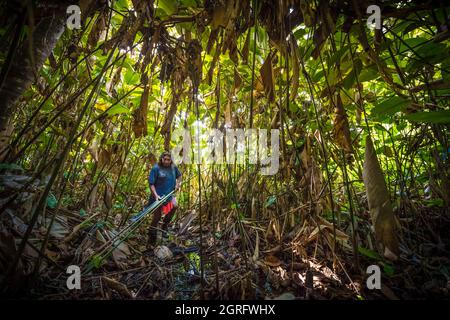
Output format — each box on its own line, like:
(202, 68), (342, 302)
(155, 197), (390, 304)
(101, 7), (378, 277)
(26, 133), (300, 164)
(162, 207), (176, 231)
(148, 207), (162, 246)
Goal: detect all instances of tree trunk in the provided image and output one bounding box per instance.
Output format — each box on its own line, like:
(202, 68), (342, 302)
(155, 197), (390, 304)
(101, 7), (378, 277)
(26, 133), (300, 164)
(0, 8), (65, 158)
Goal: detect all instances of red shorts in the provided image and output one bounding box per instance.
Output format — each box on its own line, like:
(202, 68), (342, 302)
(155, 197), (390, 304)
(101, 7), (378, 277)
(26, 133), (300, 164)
(162, 197), (177, 215)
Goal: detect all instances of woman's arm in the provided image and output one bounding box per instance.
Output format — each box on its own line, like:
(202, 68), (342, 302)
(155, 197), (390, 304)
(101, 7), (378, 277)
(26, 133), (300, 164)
(149, 166), (160, 200)
(150, 185), (161, 200)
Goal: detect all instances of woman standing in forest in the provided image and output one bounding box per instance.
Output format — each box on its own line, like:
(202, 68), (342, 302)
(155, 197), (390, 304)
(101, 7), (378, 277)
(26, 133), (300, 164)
(147, 151), (182, 247)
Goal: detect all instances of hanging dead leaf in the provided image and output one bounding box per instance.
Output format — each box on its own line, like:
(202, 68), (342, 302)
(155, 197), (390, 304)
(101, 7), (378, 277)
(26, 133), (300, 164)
(312, 24), (327, 59)
(87, 10), (107, 49)
(242, 29), (250, 63)
(120, 14), (144, 50)
(104, 179), (113, 210)
(187, 39), (203, 90)
(140, 27), (160, 73)
(356, 106), (362, 125)
(362, 135), (399, 260)
(207, 41), (221, 85)
(206, 28), (219, 54)
(210, 3), (229, 29)
(233, 68), (242, 93)
(300, 135), (312, 168)
(333, 93), (353, 154)
(161, 95), (180, 150)
(132, 85), (149, 138)
(221, 0), (241, 61)
(260, 52), (275, 103)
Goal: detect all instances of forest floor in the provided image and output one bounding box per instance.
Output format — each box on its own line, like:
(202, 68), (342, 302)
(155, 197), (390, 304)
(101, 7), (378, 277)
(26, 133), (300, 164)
(2, 174), (449, 300)
(1, 0), (450, 302)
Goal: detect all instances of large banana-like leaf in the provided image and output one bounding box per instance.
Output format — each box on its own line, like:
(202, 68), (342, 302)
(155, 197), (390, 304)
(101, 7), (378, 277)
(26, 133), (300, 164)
(363, 135), (399, 260)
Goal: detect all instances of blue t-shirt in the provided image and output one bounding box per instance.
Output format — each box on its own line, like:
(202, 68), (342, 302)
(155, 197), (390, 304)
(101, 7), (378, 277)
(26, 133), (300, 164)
(148, 164), (181, 201)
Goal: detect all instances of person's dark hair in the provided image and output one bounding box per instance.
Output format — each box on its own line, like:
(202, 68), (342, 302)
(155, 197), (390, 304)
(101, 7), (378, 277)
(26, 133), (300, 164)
(158, 151), (172, 166)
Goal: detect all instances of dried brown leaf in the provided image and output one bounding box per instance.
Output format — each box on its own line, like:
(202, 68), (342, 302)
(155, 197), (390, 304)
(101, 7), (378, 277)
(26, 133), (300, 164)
(260, 52), (275, 103)
(102, 276), (133, 298)
(242, 29), (250, 63)
(333, 93), (353, 153)
(264, 255), (282, 267)
(132, 85), (149, 138)
(363, 135), (399, 259)
(103, 179), (113, 210)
